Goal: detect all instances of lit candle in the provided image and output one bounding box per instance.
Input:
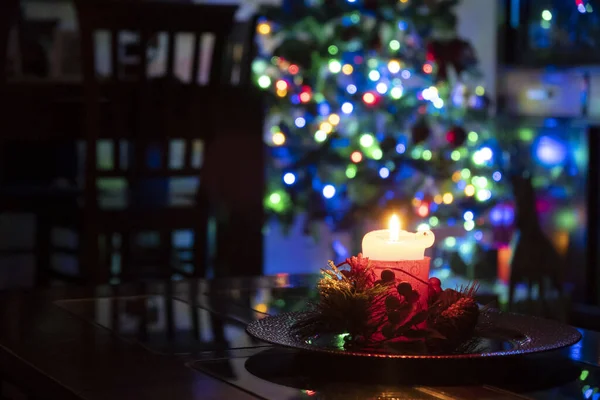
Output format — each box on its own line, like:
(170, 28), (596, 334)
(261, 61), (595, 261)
(362, 214), (435, 261)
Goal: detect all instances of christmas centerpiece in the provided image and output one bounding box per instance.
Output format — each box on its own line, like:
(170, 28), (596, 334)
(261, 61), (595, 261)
(247, 214), (581, 358)
(292, 214), (484, 355)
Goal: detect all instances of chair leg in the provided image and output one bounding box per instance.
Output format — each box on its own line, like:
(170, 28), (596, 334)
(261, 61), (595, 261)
(192, 192), (209, 278)
(34, 214), (51, 286)
(80, 223), (103, 285)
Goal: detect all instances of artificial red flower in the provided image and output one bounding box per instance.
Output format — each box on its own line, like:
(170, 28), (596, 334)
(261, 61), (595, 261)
(341, 253), (376, 289)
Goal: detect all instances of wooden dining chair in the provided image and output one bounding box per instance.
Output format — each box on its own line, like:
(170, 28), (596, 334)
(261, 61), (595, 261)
(0, 2), (85, 288)
(226, 16), (259, 86)
(75, 0), (264, 284)
(0, 0), (20, 84)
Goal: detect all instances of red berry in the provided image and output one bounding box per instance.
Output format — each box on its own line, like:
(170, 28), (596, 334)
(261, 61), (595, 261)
(428, 285), (438, 299)
(385, 295), (403, 310)
(406, 289), (420, 303)
(396, 281), (413, 296)
(429, 277), (442, 287)
(388, 310), (402, 324)
(382, 324), (395, 338)
(381, 270), (396, 282)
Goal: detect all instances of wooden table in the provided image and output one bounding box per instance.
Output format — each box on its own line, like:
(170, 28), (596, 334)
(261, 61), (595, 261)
(0, 275), (597, 400)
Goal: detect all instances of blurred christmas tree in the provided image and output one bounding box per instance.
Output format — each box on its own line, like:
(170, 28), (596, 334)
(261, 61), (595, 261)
(253, 0), (510, 248)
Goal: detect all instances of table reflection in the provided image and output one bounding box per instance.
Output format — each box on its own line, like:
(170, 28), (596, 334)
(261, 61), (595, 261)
(193, 347), (600, 400)
(55, 294), (263, 355)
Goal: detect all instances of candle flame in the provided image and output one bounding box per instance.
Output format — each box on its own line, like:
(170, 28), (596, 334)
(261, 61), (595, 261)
(389, 214), (400, 241)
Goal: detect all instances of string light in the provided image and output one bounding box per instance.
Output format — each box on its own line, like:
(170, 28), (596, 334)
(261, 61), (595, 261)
(252, 3), (531, 261)
(442, 193), (454, 204)
(323, 185), (336, 198)
(379, 167), (390, 178)
(272, 132), (286, 146)
(422, 86), (438, 100)
(390, 86), (403, 99)
(388, 60), (401, 73)
(417, 204), (429, 217)
(476, 189), (492, 202)
(257, 75), (271, 88)
(320, 122), (333, 133)
(541, 10), (552, 21)
(363, 92), (376, 105)
(479, 147), (493, 161)
(464, 220), (475, 231)
(275, 80), (287, 90)
(475, 176), (488, 188)
(411, 147), (422, 159)
(329, 60), (342, 73)
(257, 23), (271, 35)
(359, 133), (374, 147)
(314, 130), (327, 142)
(376, 83), (388, 94)
(368, 70), (381, 81)
(269, 192), (281, 204)
(346, 165), (357, 179)
(283, 173), (296, 185)
(300, 92), (311, 103)
(318, 102), (329, 114)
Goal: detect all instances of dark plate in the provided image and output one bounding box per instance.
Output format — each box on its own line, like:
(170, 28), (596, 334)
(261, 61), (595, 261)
(246, 310), (582, 359)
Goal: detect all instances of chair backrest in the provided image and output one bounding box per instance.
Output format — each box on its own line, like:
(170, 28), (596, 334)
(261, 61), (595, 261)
(75, 0), (239, 205)
(75, 1), (265, 282)
(0, 0), (20, 84)
(75, 0), (237, 84)
(227, 15), (258, 86)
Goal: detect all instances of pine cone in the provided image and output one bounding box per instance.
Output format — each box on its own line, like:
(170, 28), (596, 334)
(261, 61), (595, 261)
(431, 296), (478, 343)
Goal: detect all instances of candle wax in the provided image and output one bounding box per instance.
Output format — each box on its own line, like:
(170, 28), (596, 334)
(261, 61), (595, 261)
(362, 229), (434, 261)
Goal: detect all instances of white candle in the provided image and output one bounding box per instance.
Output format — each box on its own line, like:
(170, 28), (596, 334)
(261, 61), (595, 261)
(362, 214), (435, 261)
